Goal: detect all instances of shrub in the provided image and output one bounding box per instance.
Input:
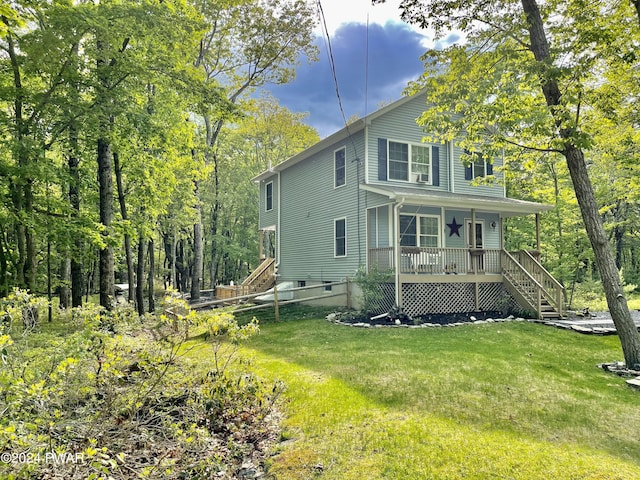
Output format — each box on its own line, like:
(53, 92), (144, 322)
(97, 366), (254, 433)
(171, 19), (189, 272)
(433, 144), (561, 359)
(0, 293), (282, 479)
(354, 266), (393, 315)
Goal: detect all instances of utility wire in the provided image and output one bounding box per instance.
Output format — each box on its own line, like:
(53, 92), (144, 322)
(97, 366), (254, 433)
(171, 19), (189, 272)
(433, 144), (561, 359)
(316, 0), (366, 261)
(315, 0), (359, 161)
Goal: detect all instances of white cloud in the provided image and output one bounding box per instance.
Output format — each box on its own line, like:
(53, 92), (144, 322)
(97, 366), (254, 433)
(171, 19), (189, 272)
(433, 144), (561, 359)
(315, 0), (404, 33)
(313, 0), (436, 48)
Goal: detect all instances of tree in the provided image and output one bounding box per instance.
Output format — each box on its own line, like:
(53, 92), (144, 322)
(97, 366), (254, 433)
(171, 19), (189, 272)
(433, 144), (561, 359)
(82, 0), (202, 310)
(378, 0), (640, 367)
(202, 94), (319, 286)
(189, 0), (318, 300)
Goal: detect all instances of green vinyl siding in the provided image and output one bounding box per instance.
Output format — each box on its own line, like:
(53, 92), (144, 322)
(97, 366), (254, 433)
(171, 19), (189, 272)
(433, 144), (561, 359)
(452, 144), (504, 198)
(258, 174), (278, 229)
(366, 94), (505, 198)
(443, 210), (501, 249)
(367, 206), (392, 249)
(277, 133), (366, 283)
(367, 95), (450, 192)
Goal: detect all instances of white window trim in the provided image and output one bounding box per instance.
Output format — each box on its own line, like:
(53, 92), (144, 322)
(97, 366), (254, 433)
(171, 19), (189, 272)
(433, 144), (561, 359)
(465, 219), (485, 249)
(387, 140), (433, 184)
(334, 146), (346, 189)
(400, 213), (441, 248)
(471, 159), (487, 178)
(265, 181), (273, 212)
(334, 217), (347, 258)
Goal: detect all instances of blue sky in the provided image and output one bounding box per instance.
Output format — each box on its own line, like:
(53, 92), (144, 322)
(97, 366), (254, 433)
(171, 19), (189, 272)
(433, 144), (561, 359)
(264, 0), (461, 137)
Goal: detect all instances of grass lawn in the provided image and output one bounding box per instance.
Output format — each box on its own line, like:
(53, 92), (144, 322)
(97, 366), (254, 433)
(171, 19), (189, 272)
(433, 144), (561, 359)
(237, 315), (640, 479)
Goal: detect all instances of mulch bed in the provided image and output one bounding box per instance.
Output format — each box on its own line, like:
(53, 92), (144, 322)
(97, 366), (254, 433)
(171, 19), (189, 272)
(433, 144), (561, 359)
(330, 309), (507, 326)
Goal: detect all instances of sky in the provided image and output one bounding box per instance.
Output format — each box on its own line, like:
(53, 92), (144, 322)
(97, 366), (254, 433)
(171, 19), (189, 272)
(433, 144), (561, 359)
(264, 0), (461, 137)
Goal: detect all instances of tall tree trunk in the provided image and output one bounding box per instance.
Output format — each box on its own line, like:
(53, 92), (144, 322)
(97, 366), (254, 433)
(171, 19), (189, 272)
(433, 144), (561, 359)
(114, 152), (135, 303)
(11, 183), (26, 288)
(148, 238), (155, 313)
(7, 31), (32, 290)
(210, 155), (220, 288)
(96, 36), (115, 311)
(136, 236), (145, 316)
(204, 117), (221, 288)
(0, 223), (8, 296)
(190, 180), (203, 301)
(522, 0), (640, 368)
(68, 123), (83, 307)
(97, 136), (115, 310)
(24, 179), (36, 290)
(178, 239), (188, 292)
(59, 258), (71, 309)
(172, 226), (177, 289)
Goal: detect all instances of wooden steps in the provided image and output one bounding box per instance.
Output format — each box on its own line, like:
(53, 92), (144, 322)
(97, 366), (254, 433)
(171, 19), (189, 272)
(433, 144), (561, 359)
(241, 257), (276, 295)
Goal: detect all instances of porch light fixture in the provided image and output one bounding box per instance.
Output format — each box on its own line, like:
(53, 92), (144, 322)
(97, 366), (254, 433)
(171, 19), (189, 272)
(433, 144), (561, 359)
(491, 221), (497, 230)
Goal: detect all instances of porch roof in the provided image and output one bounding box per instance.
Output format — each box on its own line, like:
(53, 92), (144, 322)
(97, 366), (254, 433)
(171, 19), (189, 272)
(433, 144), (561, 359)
(360, 184), (554, 217)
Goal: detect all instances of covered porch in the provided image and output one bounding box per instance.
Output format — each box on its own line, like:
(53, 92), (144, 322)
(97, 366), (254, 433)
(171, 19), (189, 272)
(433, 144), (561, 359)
(368, 246), (502, 275)
(362, 184), (562, 318)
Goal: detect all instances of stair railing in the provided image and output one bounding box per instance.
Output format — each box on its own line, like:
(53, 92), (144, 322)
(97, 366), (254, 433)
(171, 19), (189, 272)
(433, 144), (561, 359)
(512, 251), (564, 316)
(241, 257), (276, 294)
(501, 250), (544, 317)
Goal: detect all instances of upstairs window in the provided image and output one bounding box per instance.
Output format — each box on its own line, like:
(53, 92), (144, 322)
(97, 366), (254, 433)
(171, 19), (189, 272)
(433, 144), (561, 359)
(464, 151), (494, 180)
(388, 141), (409, 180)
(388, 141), (432, 183)
(412, 145), (431, 183)
(334, 147), (346, 187)
(265, 181), (273, 211)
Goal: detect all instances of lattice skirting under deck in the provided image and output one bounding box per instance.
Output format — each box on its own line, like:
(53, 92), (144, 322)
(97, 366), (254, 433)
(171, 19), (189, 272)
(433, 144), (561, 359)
(399, 282), (517, 317)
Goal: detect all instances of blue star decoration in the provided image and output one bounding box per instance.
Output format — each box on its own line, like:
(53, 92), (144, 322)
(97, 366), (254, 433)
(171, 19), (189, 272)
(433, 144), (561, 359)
(447, 217), (462, 237)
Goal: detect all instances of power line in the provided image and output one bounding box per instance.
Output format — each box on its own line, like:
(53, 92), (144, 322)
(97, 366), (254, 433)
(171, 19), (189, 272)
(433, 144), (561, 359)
(315, 0), (365, 261)
(315, 0), (359, 160)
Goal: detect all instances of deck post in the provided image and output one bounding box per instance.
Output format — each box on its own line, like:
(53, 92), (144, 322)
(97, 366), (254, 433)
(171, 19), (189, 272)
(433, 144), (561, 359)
(394, 199), (405, 308)
(273, 283), (279, 322)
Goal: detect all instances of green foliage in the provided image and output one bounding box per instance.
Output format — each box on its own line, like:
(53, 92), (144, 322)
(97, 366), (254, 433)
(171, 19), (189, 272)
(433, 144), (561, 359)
(354, 266), (393, 315)
(0, 292), (281, 479)
(0, 288), (48, 334)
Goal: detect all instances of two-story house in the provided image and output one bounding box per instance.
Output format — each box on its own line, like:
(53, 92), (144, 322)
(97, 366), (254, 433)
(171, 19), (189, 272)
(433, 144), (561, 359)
(252, 92), (563, 319)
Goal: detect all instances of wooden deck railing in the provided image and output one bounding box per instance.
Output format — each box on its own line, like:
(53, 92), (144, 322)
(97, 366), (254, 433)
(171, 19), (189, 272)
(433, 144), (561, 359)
(368, 246), (502, 275)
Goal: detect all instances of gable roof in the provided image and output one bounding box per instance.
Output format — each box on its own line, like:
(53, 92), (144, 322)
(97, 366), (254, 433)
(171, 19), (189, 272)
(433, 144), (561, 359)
(252, 92), (422, 182)
(361, 184), (554, 216)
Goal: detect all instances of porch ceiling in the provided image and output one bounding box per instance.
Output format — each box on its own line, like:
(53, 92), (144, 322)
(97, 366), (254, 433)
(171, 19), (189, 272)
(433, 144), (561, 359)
(361, 184), (554, 216)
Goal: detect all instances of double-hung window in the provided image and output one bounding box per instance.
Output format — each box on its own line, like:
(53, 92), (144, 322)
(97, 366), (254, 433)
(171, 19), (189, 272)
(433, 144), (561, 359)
(388, 142), (409, 181)
(334, 218), (347, 257)
(334, 147), (346, 188)
(400, 215), (440, 248)
(472, 158), (485, 177)
(412, 145), (431, 182)
(388, 141), (432, 183)
(464, 151), (493, 180)
(265, 182), (273, 211)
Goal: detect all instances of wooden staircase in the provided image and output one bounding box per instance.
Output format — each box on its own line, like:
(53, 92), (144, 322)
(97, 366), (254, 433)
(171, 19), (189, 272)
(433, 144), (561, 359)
(501, 250), (564, 319)
(241, 257), (276, 295)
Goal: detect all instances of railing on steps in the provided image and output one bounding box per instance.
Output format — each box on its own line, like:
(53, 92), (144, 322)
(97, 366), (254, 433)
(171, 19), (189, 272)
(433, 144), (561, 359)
(240, 257), (276, 295)
(502, 250), (564, 318)
(511, 250), (564, 317)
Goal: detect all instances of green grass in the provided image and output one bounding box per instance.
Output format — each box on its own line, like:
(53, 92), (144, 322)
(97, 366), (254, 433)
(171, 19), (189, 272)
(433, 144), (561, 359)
(238, 317), (640, 479)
